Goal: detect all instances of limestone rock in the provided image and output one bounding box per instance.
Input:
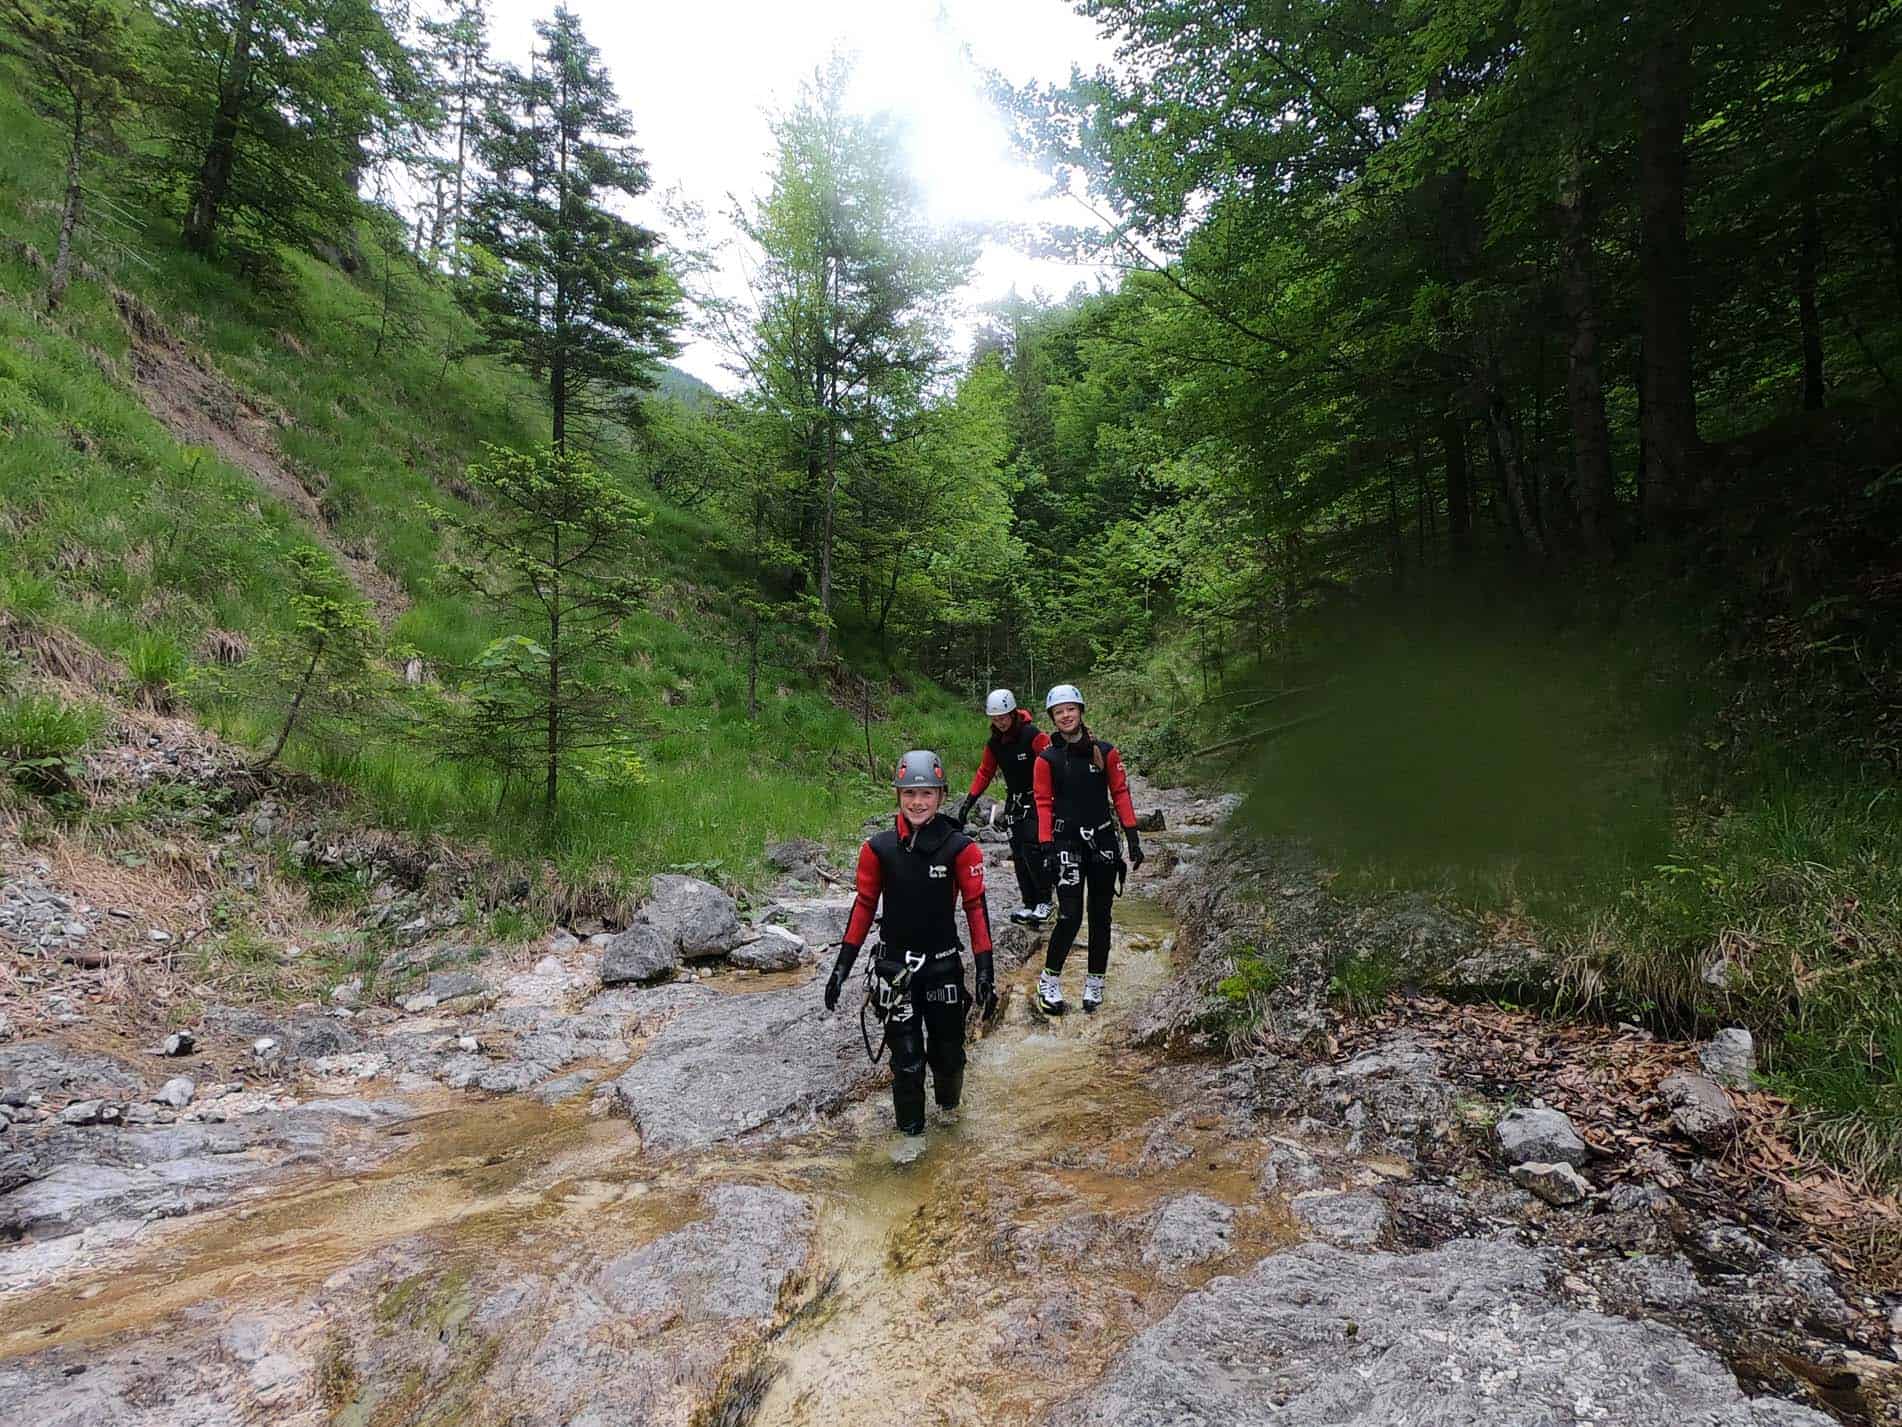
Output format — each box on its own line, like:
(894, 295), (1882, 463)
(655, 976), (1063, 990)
(1496, 1106), (1587, 1166)
(600, 921), (679, 985)
(1290, 1190), (1389, 1246)
(642, 874), (744, 960)
(1659, 1072), (1738, 1148)
(1698, 1028), (1756, 1090)
(1141, 1193), (1235, 1274)
(155, 1077), (196, 1109)
(1051, 1238), (1832, 1427)
(1511, 1160), (1590, 1206)
(730, 924), (805, 971)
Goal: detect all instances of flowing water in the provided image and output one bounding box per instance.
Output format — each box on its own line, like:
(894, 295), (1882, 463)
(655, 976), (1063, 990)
(3, 877), (1281, 1425)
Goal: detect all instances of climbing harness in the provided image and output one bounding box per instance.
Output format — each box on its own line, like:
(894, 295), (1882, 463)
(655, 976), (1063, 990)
(858, 947), (928, 1064)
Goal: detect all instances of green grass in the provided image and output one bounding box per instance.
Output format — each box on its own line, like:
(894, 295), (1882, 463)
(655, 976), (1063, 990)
(0, 689), (102, 796)
(0, 69), (986, 890)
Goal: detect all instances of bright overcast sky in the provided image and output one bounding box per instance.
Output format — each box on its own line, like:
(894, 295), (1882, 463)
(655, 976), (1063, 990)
(479, 0), (1120, 387)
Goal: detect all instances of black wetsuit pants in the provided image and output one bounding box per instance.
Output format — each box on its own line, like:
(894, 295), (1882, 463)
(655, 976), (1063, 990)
(1044, 853), (1118, 977)
(1005, 795), (1049, 907)
(881, 953), (967, 1134)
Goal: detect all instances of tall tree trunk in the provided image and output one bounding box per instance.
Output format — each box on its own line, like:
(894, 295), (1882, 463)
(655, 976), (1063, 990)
(1559, 150), (1618, 556)
(1443, 409), (1472, 560)
(47, 98), (85, 313)
(1798, 181), (1826, 411)
(452, 47), (474, 273)
(185, 0), (259, 254)
(1484, 355), (1548, 560)
(545, 529), (561, 818)
(1636, 9), (1700, 527)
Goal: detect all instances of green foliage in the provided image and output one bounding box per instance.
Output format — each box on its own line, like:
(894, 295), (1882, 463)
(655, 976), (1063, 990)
(462, 6), (678, 448)
(1328, 950), (1400, 1017)
(194, 543), (383, 768)
(0, 0), (139, 308)
(124, 630), (190, 709)
(1554, 778), (1902, 1177)
(424, 443), (651, 814)
(0, 690), (102, 796)
(1214, 940), (1290, 1033)
(143, 0), (430, 263)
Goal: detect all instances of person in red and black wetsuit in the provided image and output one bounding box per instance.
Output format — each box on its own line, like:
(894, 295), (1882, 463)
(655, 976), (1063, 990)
(823, 749), (995, 1146)
(954, 688), (1053, 925)
(1032, 683), (1143, 1016)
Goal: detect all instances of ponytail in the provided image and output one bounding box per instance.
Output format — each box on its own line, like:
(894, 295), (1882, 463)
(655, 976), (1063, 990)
(1078, 721), (1105, 771)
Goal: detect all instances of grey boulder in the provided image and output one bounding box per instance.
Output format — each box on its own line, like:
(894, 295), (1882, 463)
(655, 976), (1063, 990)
(1050, 1238), (1832, 1427)
(643, 874), (744, 960)
(600, 922), (679, 985)
(155, 1076), (196, 1109)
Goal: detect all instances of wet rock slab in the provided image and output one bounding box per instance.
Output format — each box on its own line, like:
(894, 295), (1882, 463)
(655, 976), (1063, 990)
(610, 976), (873, 1154)
(1050, 1237), (1833, 1426)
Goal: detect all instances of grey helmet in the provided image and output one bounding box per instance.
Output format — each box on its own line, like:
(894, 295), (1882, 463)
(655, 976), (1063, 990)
(1044, 683), (1085, 712)
(893, 749), (948, 790)
(985, 688), (1015, 717)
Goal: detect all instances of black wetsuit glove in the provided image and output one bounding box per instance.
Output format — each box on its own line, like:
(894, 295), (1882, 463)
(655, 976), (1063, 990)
(955, 794), (976, 829)
(824, 943), (859, 1012)
(1125, 828), (1145, 870)
(973, 951), (996, 1020)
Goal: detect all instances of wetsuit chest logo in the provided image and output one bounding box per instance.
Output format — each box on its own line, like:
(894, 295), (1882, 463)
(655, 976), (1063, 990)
(928, 864), (948, 879)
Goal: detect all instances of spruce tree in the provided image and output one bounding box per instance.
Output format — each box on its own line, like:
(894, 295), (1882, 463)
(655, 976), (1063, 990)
(462, 6), (679, 453)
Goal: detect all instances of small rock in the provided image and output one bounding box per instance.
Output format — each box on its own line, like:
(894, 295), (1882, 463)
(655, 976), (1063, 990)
(253, 1036), (280, 1063)
(1496, 1107), (1588, 1167)
(155, 1076), (196, 1108)
(1290, 1190), (1390, 1246)
(146, 928), (173, 944)
(58, 1099), (121, 1126)
(731, 925), (805, 971)
(162, 1031), (195, 1057)
(548, 930), (581, 954)
(1134, 809), (1166, 831)
(1511, 1161), (1591, 1206)
(1698, 1028), (1756, 1090)
(456, 1035), (479, 1053)
(0, 1012), (12, 1043)
(330, 981), (362, 1009)
(1659, 1072), (1738, 1148)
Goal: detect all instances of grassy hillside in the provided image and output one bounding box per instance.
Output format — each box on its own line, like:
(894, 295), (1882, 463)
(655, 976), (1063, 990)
(0, 73), (968, 892)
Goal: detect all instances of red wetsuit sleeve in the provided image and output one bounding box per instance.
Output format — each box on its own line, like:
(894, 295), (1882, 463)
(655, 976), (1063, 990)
(1106, 747), (1137, 828)
(1030, 730), (1051, 755)
(842, 841), (882, 948)
(1033, 754), (1055, 842)
(968, 745), (999, 798)
(954, 842), (992, 954)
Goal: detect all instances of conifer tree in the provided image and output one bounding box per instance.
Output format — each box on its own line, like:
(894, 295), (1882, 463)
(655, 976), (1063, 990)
(462, 6), (679, 453)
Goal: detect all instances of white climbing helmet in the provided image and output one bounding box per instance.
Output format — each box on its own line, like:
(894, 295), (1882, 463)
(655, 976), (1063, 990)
(985, 688), (1015, 717)
(1045, 683), (1085, 712)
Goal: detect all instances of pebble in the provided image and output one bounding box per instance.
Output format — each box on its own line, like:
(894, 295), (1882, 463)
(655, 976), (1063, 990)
(456, 1035), (479, 1053)
(147, 928), (173, 944)
(155, 1076), (196, 1109)
(162, 1031), (195, 1057)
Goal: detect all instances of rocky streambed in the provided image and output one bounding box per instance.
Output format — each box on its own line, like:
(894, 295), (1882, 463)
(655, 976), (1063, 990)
(1, 780), (1894, 1425)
